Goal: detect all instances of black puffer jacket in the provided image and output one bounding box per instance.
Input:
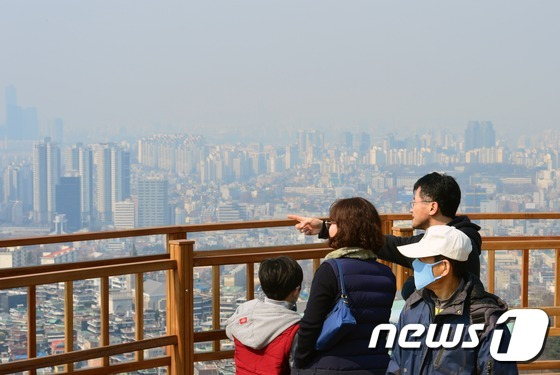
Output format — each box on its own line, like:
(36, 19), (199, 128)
(374, 216), (481, 299)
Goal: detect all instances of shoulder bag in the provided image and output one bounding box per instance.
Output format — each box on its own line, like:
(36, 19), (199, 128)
(315, 259), (357, 351)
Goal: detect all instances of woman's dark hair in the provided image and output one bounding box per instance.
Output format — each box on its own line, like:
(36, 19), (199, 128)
(328, 197), (384, 254)
(259, 256), (303, 300)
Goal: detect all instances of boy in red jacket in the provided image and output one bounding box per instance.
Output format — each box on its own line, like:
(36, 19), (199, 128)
(225, 256), (303, 375)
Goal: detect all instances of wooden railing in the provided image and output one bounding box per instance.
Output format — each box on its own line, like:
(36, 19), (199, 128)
(0, 213), (559, 374)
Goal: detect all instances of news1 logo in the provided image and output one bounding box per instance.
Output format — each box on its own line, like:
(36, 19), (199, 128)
(369, 309), (549, 361)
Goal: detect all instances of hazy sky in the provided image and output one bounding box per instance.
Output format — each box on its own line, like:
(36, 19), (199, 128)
(1, 1), (559, 143)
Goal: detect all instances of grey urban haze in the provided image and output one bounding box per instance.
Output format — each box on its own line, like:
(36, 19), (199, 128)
(1, 0), (559, 143)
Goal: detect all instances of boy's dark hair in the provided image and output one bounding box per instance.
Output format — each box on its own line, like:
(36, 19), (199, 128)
(259, 256), (303, 300)
(434, 255), (469, 279)
(328, 197), (384, 254)
(413, 172), (461, 218)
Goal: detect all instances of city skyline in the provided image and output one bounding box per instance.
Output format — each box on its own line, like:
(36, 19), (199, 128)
(1, 1), (560, 144)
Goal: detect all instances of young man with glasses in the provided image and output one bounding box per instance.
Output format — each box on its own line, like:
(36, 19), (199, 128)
(289, 172), (482, 300)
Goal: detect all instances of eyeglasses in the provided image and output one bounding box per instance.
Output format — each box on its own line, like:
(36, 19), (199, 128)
(409, 200), (435, 209)
(325, 220), (335, 229)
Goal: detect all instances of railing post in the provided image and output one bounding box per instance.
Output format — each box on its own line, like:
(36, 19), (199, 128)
(101, 276), (110, 367)
(27, 285), (36, 375)
(64, 281), (74, 372)
(135, 273), (144, 361)
(167, 232), (187, 253)
(246, 263), (255, 300)
(392, 227), (413, 291)
(313, 258), (321, 273)
(487, 250), (495, 294)
(169, 240), (195, 375)
(554, 249), (560, 328)
(212, 265), (221, 352)
(521, 249), (529, 307)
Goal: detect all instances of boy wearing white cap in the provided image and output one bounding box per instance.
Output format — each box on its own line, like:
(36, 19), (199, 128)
(386, 225), (518, 375)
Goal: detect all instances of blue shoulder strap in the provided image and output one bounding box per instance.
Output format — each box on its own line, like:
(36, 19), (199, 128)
(326, 259), (348, 297)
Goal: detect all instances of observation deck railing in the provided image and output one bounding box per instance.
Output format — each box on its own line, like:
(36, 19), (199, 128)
(0, 212), (559, 374)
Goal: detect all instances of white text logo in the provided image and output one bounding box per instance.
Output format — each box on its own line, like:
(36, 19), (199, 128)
(368, 308), (548, 361)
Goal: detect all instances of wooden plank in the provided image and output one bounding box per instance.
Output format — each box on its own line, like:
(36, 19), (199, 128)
(212, 265), (221, 352)
(556, 249), (560, 328)
(518, 360), (560, 370)
(0, 259), (176, 290)
(1, 212), (559, 249)
(167, 232), (187, 253)
(169, 240), (193, 375)
(28, 285), (36, 375)
(194, 248), (332, 267)
(193, 350), (235, 362)
(0, 218), (328, 248)
(485, 236), (560, 241)
(185, 242), (195, 375)
(487, 250), (495, 294)
(193, 242), (328, 257)
(194, 329), (228, 342)
(135, 273), (144, 362)
(530, 306), (560, 316)
(483, 240), (560, 250)
(313, 258), (321, 273)
(521, 249), (529, 307)
(0, 336), (177, 374)
(466, 212), (560, 220)
(101, 277), (110, 367)
(65, 281), (74, 372)
(66, 356), (170, 375)
(169, 241), (184, 375)
(246, 263), (254, 301)
(0, 254), (169, 278)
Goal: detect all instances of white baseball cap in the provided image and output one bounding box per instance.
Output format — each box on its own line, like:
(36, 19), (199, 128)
(397, 225), (472, 261)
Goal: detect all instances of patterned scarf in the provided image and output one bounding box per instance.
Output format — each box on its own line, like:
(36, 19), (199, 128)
(324, 246), (377, 260)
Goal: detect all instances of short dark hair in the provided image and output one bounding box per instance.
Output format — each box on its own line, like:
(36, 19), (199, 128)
(414, 172), (461, 218)
(434, 255), (468, 279)
(259, 256), (303, 300)
(328, 197), (384, 254)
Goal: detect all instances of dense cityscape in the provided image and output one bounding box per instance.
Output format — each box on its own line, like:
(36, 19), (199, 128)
(1, 86), (560, 373)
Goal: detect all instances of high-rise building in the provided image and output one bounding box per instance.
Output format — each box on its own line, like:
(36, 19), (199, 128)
(4, 85), (39, 141)
(137, 177), (169, 227)
(33, 138), (60, 224)
(94, 144), (131, 226)
(216, 202), (247, 222)
(50, 118), (64, 144)
(465, 121), (496, 151)
(66, 144), (94, 228)
(285, 144), (300, 169)
(55, 176), (81, 232)
(114, 199), (136, 229)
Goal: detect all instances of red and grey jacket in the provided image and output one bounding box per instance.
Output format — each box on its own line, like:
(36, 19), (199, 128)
(234, 323), (299, 375)
(225, 298), (301, 375)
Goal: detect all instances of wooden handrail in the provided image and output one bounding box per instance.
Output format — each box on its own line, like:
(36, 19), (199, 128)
(2, 212), (558, 248)
(0, 259), (176, 289)
(2, 215), (560, 374)
(0, 336), (177, 374)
